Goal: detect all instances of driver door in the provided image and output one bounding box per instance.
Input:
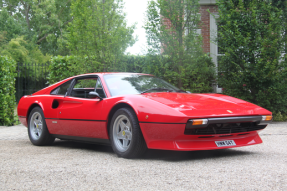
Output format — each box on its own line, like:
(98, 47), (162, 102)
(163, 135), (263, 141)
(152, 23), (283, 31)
(55, 75), (108, 139)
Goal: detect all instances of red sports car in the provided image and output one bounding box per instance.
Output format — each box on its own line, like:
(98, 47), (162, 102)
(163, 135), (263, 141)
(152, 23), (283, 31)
(18, 73), (272, 158)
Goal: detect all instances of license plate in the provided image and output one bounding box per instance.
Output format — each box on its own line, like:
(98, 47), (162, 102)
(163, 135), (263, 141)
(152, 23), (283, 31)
(215, 140), (236, 147)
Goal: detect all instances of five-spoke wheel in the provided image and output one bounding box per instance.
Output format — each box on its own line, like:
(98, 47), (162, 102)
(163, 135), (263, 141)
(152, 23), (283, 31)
(110, 108), (147, 158)
(112, 115), (133, 152)
(28, 107), (55, 146)
(29, 111), (43, 140)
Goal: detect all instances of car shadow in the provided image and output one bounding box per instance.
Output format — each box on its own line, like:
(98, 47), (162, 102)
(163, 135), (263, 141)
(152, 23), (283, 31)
(142, 148), (255, 162)
(52, 139), (114, 154)
(52, 139), (255, 161)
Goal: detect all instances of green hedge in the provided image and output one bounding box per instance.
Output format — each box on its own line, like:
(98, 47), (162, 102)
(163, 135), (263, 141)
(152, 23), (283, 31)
(47, 55), (79, 85)
(48, 54), (215, 93)
(111, 54), (215, 93)
(0, 56), (16, 126)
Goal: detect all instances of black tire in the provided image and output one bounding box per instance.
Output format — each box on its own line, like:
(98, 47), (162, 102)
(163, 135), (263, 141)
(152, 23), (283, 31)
(28, 107), (55, 146)
(109, 108), (147, 158)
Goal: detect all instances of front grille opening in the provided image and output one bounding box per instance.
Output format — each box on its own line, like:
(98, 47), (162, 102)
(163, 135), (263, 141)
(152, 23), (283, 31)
(198, 136), (215, 138)
(185, 122), (266, 135)
(219, 135), (233, 137)
(237, 133), (250, 136)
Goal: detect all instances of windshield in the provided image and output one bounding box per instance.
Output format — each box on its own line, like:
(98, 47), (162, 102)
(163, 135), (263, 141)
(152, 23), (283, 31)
(103, 74), (180, 97)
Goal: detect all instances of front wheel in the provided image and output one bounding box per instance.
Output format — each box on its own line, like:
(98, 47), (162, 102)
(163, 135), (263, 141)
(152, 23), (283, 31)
(28, 107), (55, 146)
(109, 108), (147, 158)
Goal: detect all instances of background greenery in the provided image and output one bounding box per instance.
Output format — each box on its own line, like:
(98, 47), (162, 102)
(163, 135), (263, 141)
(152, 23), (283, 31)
(144, 0), (215, 92)
(0, 56), (16, 126)
(47, 55), (78, 85)
(1, 0), (287, 122)
(216, 0), (287, 120)
(64, 0), (136, 73)
(1, 0), (72, 56)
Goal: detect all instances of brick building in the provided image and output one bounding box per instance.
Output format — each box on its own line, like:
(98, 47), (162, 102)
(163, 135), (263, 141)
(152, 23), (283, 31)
(199, 0), (221, 93)
(161, 0), (221, 92)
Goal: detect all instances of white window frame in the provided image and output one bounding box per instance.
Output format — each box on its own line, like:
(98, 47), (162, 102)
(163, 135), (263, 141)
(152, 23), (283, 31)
(185, 13), (201, 36)
(210, 13), (223, 93)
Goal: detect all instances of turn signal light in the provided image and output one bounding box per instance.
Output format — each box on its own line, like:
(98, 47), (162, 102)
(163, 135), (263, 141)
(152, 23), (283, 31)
(192, 119), (208, 126)
(262, 115), (272, 121)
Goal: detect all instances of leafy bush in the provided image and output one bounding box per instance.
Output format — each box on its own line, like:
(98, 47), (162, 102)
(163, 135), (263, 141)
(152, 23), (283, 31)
(273, 112), (287, 122)
(47, 56), (79, 85)
(114, 55), (146, 73)
(48, 54), (214, 93)
(0, 56), (16, 126)
(216, 0), (287, 113)
(144, 54), (215, 93)
(114, 54), (215, 93)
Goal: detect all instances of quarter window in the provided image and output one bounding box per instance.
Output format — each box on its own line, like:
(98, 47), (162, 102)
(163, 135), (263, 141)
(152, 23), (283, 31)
(50, 80), (72, 95)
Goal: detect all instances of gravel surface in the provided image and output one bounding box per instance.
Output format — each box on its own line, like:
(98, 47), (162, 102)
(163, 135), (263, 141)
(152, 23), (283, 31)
(0, 123), (286, 190)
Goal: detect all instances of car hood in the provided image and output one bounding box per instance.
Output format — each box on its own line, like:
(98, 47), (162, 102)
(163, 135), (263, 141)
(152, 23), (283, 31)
(141, 92), (271, 117)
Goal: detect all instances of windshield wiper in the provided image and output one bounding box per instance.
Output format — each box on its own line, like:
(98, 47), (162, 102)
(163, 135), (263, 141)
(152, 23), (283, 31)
(176, 89), (187, 93)
(175, 89), (191, 93)
(141, 88), (174, 94)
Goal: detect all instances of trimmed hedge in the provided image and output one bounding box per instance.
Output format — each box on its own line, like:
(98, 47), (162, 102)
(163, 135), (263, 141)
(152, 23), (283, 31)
(47, 56), (79, 85)
(0, 56), (16, 126)
(48, 54), (215, 93)
(115, 54), (215, 93)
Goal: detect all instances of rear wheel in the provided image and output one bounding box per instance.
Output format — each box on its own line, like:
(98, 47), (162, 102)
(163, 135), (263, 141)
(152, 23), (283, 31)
(28, 107), (55, 146)
(110, 108), (147, 158)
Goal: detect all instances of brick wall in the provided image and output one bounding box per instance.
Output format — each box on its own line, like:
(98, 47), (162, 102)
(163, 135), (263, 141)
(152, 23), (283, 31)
(199, 5), (218, 53)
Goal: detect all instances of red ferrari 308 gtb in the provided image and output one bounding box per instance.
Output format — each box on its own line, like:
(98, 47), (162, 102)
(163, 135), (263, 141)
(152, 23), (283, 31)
(18, 73), (272, 158)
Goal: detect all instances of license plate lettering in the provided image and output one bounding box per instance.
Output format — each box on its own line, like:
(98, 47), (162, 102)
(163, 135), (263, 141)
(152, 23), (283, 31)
(215, 140), (236, 147)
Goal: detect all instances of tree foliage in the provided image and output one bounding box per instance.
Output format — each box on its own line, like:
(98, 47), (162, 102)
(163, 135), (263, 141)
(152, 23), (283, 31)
(216, 0), (287, 113)
(65, 0), (136, 73)
(0, 35), (50, 63)
(144, 0), (215, 92)
(0, 0), (72, 55)
(0, 56), (16, 126)
(272, 0), (287, 53)
(0, 8), (23, 42)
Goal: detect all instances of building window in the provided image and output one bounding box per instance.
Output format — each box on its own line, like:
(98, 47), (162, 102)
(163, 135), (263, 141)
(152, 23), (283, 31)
(210, 13), (223, 93)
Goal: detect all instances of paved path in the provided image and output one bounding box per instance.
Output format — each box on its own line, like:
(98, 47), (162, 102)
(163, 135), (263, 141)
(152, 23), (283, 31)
(0, 123), (286, 190)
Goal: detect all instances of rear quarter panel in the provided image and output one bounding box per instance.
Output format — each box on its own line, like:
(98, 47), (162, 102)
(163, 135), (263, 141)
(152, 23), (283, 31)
(18, 95), (63, 127)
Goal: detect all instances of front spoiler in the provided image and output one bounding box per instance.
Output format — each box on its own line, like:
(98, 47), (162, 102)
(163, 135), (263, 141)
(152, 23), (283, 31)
(147, 132), (262, 151)
(140, 122), (264, 151)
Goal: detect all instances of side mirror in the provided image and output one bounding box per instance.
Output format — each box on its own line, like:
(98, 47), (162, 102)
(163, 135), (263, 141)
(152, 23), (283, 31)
(88, 91), (103, 100)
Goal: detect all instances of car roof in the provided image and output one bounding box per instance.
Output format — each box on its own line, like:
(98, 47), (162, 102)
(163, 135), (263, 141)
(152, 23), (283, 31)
(73, 72), (153, 78)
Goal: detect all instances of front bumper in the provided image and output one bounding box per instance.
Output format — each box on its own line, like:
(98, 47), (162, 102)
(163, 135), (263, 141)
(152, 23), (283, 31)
(139, 122), (265, 151)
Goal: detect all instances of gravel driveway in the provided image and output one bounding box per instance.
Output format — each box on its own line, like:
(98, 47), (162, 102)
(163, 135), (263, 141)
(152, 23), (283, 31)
(0, 123), (286, 190)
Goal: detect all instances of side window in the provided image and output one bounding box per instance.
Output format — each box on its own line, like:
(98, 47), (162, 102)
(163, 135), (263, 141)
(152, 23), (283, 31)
(95, 80), (106, 98)
(51, 80), (72, 95)
(71, 78), (98, 98)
